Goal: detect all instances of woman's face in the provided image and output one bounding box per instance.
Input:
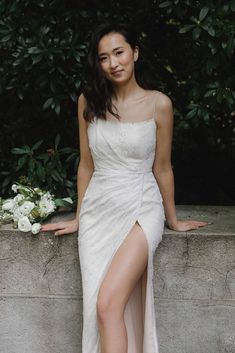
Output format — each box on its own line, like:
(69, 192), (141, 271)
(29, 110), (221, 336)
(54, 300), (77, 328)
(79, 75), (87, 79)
(97, 32), (139, 84)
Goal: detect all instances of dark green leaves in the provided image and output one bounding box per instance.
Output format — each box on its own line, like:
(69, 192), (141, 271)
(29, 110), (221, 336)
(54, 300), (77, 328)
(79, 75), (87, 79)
(199, 7), (209, 22)
(8, 135), (79, 203)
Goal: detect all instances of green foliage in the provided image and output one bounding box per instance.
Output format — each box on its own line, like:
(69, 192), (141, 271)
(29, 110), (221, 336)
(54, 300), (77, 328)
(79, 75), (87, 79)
(2, 134), (79, 204)
(0, 0), (234, 203)
(0, 0), (88, 109)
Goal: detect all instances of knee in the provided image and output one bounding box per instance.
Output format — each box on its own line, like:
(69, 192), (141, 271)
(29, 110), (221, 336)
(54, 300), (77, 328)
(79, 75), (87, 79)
(96, 292), (112, 323)
(96, 291), (122, 323)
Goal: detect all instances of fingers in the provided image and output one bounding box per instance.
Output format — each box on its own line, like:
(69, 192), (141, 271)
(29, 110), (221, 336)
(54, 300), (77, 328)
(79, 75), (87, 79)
(40, 219), (78, 236)
(41, 222), (66, 231)
(172, 219), (211, 232)
(54, 228), (73, 236)
(191, 221), (209, 228)
(175, 220), (209, 232)
(196, 221), (208, 226)
(41, 224), (71, 236)
(186, 220), (209, 231)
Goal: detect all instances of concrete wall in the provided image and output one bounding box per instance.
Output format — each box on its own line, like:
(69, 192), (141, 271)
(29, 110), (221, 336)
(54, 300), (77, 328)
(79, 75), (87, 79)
(0, 205), (234, 353)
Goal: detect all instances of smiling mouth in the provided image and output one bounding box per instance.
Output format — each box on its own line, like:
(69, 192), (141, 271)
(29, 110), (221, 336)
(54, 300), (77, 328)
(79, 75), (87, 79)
(111, 70), (124, 75)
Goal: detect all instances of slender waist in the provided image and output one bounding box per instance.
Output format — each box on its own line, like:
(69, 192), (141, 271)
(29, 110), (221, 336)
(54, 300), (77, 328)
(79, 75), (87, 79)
(93, 167), (153, 176)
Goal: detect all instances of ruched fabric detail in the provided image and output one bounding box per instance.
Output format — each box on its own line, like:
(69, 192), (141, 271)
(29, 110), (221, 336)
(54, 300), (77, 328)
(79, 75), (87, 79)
(78, 114), (165, 353)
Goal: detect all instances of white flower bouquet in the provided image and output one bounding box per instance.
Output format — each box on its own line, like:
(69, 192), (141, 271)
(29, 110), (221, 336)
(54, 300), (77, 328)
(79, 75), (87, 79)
(0, 182), (73, 234)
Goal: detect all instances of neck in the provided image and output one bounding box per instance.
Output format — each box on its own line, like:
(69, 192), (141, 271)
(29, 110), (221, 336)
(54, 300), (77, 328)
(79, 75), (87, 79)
(112, 75), (144, 103)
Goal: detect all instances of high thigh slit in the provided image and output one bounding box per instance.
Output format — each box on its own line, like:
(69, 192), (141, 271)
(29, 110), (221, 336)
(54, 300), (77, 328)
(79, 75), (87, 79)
(78, 90), (165, 352)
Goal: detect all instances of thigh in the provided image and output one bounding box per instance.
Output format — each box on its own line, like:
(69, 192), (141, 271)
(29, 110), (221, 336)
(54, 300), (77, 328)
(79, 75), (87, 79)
(97, 221), (148, 313)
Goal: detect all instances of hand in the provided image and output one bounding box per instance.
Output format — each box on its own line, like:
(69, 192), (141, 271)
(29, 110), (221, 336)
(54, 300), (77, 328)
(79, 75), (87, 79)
(40, 219), (79, 236)
(167, 219), (209, 232)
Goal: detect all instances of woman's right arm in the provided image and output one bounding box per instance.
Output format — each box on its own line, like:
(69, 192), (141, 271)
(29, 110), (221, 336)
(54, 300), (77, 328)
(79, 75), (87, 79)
(40, 93), (94, 236)
(75, 94), (94, 224)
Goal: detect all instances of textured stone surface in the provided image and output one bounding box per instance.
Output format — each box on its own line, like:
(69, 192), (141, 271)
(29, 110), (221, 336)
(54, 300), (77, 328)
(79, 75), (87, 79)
(0, 205), (234, 353)
(154, 234), (235, 300)
(155, 300), (235, 353)
(0, 297), (82, 353)
(0, 230), (81, 296)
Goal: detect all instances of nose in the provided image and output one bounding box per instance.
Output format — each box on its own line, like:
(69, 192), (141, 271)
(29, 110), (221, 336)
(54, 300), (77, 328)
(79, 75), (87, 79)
(109, 55), (118, 69)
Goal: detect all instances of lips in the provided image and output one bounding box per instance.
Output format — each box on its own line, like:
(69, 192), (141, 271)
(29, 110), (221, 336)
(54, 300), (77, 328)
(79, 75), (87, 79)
(111, 69), (123, 75)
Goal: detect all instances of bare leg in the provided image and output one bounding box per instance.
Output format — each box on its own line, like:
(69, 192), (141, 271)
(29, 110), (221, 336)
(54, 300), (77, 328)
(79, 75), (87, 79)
(141, 266), (147, 324)
(96, 221), (148, 353)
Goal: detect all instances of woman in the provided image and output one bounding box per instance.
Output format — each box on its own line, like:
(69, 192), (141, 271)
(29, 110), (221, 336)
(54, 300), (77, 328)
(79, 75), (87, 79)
(41, 22), (208, 353)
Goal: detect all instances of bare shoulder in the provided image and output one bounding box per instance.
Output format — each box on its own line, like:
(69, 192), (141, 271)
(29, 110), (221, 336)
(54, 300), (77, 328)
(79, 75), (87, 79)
(152, 90), (173, 126)
(152, 90), (173, 110)
(78, 93), (87, 110)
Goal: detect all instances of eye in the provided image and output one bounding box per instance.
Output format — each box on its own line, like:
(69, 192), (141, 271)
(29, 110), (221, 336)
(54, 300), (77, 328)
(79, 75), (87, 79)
(99, 57), (107, 62)
(116, 51), (123, 55)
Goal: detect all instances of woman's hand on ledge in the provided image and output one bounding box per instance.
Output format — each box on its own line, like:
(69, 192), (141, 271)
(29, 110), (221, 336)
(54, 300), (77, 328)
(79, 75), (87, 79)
(40, 219), (79, 236)
(167, 219), (208, 232)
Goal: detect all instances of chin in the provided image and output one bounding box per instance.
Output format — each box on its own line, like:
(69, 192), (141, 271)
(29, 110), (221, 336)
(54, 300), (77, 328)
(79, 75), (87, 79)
(112, 79), (129, 86)
(110, 74), (131, 84)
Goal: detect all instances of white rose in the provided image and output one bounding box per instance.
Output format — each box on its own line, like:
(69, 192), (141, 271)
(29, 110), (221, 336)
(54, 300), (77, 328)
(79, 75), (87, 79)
(18, 216), (32, 232)
(12, 184), (18, 193)
(13, 208), (25, 222)
(19, 201), (35, 216)
(31, 223), (41, 234)
(39, 198), (56, 216)
(2, 199), (15, 212)
(13, 194), (25, 203)
(45, 191), (55, 199)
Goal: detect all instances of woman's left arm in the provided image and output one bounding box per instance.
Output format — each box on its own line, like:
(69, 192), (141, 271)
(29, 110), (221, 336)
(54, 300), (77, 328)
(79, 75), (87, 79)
(152, 93), (208, 232)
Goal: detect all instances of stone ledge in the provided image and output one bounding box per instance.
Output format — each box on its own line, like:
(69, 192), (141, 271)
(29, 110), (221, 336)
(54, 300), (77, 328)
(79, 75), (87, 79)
(0, 205), (234, 353)
(0, 205), (234, 301)
(1, 204), (234, 235)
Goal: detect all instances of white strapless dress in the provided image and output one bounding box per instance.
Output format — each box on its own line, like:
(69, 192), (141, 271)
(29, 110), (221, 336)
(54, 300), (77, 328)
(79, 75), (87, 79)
(78, 115), (165, 353)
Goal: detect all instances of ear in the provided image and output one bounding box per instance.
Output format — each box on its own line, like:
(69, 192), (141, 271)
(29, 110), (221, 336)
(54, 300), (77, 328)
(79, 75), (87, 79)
(134, 45), (139, 62)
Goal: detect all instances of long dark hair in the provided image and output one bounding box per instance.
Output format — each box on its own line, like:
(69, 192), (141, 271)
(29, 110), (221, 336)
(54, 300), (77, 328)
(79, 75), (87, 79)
(81, 22), (155, 122)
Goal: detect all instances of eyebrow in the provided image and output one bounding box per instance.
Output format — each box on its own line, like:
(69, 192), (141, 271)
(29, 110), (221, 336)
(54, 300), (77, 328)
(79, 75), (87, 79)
(98, 46), (125, 57)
